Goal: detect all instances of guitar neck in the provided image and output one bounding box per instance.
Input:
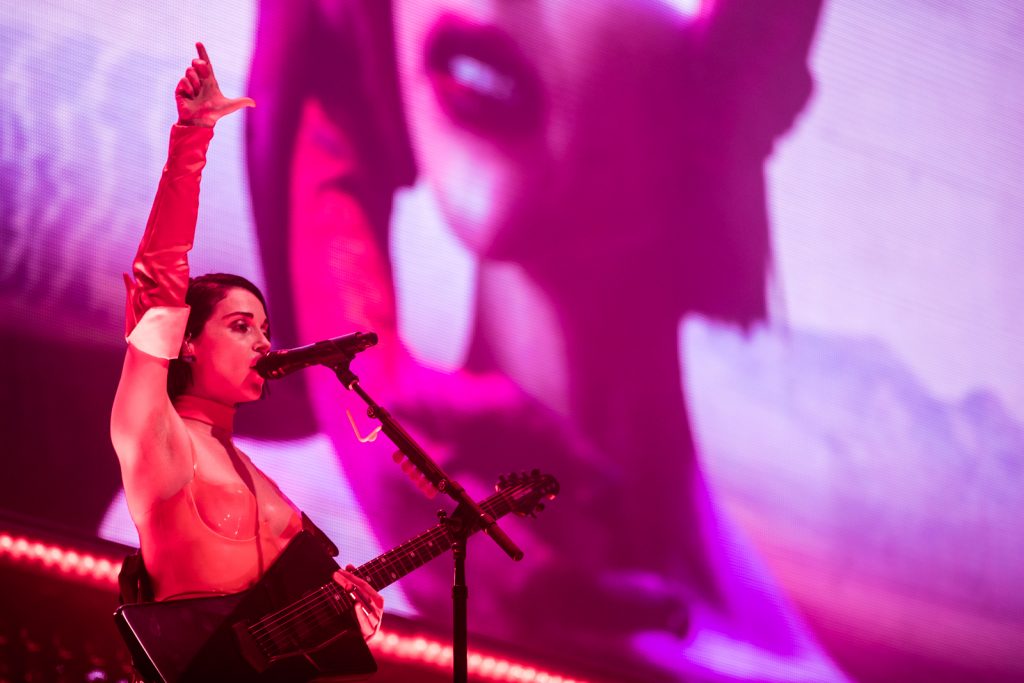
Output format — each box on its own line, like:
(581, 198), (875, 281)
(224, 474), (553, 674)
(350, 486), (523, 593)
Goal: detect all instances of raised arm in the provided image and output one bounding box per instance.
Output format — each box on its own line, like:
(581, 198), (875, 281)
(111, 43), (254, 513)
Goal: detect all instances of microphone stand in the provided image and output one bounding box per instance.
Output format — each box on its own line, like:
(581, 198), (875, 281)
(332, 360), (523, 683)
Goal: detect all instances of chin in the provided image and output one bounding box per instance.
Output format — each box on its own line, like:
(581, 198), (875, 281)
(230, 381), (263, 405)
(449, 219), (498, 256)
(241, 387), (264, 404)
(444, 191), (522, 259)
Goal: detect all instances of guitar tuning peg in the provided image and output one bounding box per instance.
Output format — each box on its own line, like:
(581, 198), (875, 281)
(531, 468), (540, 477)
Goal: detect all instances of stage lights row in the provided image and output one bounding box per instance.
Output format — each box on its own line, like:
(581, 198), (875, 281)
(371, 631), (586, 682)
(0, 531), (590, 683)
(0, 532), (121, 584)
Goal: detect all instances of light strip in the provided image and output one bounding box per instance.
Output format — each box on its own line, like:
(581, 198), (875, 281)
(370, 630), (590, 683)
(0, 531), (593, 683)
(0, 532), (122, 584)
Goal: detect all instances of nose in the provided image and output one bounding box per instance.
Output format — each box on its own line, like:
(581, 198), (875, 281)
(254, 330), (271, 354)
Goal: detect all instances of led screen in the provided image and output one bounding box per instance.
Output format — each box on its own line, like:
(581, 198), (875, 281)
(1, 1), (1022, 681)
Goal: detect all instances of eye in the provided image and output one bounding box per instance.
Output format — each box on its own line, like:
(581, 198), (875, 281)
(232, 320), (251, 333)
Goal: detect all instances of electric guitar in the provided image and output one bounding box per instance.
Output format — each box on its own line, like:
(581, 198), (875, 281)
(115, 471), (559, 682)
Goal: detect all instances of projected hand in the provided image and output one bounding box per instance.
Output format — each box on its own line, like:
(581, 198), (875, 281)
(175, 42), (255, 127)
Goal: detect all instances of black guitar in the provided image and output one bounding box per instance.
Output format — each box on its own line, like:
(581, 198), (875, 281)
(115, 471), (559, 682)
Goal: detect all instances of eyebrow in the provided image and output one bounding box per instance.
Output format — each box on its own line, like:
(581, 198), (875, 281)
(221, 312), (270, 327)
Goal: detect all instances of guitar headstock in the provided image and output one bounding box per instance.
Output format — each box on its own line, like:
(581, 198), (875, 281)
(495, 469), (560, 518)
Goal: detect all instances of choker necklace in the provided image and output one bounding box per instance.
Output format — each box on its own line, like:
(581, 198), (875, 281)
(174, 394), (236, 434)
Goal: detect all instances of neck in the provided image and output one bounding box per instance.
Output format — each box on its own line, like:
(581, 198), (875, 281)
(174, 394), (237, 434)
(479, 254), (691, 414)
(475, 259), (724, 593)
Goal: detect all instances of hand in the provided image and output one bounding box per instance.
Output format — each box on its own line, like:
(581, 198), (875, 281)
(175, 42), (255, 127)
(334, 566), (384, 640)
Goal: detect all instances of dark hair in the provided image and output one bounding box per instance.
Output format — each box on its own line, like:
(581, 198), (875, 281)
(167, 273), (269, 400)
(247, 0), (413, 351)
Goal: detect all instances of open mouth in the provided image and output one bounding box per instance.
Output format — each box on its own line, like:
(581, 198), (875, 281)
(424, 14), (545, 138)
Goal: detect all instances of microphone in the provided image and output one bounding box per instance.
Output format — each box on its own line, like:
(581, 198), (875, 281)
(256, 332), (378, 379)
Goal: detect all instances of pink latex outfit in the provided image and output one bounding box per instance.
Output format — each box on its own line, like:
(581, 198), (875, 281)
(112, 125), (302, 601)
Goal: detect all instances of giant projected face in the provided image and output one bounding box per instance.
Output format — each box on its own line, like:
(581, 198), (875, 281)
(248, 1), (834, 680)
(3, 1), (1024, 682)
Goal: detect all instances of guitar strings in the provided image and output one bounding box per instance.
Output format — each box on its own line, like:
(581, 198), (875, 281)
(275, 585), (358, 644)
(251, 502), (522, 655)
(248, 522), (454, 646)
(249, 484), (523, 641)
(249, 479), (520, 643)
(249, 522), (457, 645)
(250, 583), (351, 650)
(275, 590), (347, 645)
(248, 482), (531, 651)
(250, 545), (430, 653)
(251, 584), (342, 655)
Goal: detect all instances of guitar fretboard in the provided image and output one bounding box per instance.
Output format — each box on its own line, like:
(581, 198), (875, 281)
(353, 485), (524, 592)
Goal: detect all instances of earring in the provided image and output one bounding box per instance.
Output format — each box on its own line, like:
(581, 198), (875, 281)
(181, 341), (196, 364)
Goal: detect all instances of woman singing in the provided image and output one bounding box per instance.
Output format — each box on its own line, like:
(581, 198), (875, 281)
(109, 42), (382, 658)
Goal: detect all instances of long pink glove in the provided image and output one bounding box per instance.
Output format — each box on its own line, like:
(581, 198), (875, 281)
(123, 125), (213, 354)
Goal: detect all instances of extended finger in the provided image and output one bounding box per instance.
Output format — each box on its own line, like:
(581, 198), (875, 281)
(217, 97), (256, 117)
(196, 42), (211, 65)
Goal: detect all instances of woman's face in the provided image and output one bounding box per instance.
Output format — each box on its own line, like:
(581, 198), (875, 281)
(393, 0), (708, 262)
(187, 288), (271, 405)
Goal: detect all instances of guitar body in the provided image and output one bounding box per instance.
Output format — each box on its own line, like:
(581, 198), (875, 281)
(115, 471), (559, 683)
(115, 531), (376, 683)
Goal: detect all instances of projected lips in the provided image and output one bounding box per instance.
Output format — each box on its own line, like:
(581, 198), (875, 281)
(424, 15), (545, 138)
